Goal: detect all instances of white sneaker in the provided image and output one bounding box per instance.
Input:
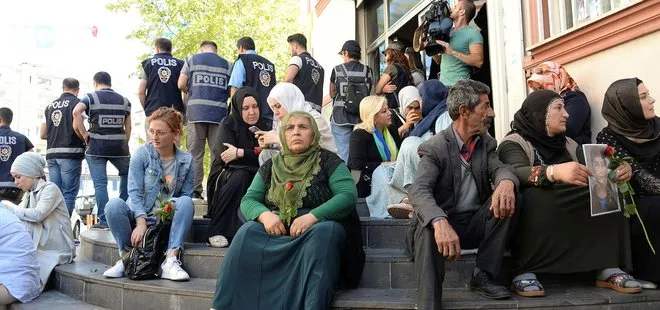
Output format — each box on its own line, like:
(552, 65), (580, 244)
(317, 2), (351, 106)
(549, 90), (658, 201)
(161, 256), (190, 281)
(208, 235), (229, 248)
(103, 260), (125, 278)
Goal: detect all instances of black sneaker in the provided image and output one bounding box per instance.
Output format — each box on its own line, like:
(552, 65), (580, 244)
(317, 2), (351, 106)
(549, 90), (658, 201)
(91, 222), (109, 230)
(470, 270), (511, 299)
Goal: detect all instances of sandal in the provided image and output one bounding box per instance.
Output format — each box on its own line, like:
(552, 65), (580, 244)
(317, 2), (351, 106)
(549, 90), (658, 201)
(596, 273), (642, 294)
(512, 278), (545, 297)
(387, 203), (413, 219)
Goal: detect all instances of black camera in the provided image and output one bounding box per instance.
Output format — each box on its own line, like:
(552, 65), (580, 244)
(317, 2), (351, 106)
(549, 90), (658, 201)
(414, 0), (453, 55)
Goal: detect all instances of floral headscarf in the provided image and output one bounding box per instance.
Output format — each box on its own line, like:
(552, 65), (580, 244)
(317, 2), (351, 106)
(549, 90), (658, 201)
(527, 61), (579, 96)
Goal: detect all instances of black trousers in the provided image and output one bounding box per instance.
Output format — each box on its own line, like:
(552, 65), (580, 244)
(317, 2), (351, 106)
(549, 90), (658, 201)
(407, 196), (521, 310)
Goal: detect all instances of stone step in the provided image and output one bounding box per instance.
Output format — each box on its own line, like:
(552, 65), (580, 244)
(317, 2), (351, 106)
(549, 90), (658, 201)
(9, 291), (109, 310)
(188, 216), (409, 249)
(53, 260), (660, 310)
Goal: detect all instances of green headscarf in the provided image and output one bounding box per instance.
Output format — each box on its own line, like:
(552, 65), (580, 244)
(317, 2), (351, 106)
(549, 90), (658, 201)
(267, 111), (322, 225)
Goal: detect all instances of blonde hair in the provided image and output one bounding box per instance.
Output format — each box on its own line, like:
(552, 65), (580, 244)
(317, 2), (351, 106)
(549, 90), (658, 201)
(354, 95), (387, 133)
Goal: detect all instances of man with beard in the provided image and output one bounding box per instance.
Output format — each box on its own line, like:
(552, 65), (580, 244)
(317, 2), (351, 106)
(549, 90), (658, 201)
(283, 33), (325, 112)
(407, 79), (519, 309)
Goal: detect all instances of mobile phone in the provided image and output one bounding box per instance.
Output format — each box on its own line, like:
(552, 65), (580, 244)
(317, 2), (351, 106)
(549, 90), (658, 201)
(249, 126), (261, 133)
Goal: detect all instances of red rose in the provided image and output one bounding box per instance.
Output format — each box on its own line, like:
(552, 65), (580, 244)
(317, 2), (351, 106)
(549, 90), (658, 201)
(165, 205), (173, 213)
(604, 146), (616, 157)
(285, 182), (294, 191)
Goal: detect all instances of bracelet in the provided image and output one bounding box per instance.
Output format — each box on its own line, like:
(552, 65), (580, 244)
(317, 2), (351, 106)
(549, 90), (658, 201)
(235, 148), (239, 158)
(549, 164), (555, 183)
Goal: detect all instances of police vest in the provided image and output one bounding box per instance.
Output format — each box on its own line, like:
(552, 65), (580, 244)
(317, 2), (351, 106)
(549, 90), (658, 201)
(84, 89), (131, 157)
(331, 61), (371, 126)
(293, 52), (324, 112)
(239, 53), (276, 123)
(45, 93), (85, 160)
(0, 126), (30, 188)
(185, 53), (230, 124)
(141, 53), (184, 116)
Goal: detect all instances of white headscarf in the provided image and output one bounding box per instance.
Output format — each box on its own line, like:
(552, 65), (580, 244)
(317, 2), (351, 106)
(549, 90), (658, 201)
(398, 86), (422, 118)
(267, 83), (318, 130)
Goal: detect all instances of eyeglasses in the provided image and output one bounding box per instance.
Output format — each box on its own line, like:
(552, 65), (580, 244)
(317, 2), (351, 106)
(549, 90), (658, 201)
(148, 129), (172, 137)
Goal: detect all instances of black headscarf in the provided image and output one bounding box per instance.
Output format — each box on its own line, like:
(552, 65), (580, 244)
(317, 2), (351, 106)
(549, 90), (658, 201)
(409, 80), (449, 137)
(601, 78), (660, 162)
(511, 90), (571, 164)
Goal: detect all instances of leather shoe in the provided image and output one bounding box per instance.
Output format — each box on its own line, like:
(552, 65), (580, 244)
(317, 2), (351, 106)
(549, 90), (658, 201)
(470, 270), (511, 299)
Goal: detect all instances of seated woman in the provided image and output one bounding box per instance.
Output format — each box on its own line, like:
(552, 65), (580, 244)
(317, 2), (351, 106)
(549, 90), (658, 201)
(527, 61), (591, 144)
(256, 83), (337, 164)
(4, 152), (75, 292)
(597, 78), (660, 287)
(205, 87), (266, 248)
(394, 86), (422, 139)
(498, 90), (640, 297)
(211, 111), (364, 310)
(0, 203), (41, 306)
(348, 96), (401, 216)
(103, 107), (194, 281)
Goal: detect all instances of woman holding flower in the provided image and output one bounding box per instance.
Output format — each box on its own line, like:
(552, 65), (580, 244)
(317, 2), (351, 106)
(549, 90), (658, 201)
(597, 78), (660, 287)
(211, 111), (364, 310)
(103, 107), (194, 281)
(497, 90), (639, 297)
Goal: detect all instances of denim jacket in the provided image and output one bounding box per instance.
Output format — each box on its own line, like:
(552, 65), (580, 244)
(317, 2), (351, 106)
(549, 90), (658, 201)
(127, 142), (194, 218)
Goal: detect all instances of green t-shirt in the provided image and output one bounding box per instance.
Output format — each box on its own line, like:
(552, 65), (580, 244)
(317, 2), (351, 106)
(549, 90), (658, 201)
(439, 26), (483, 86)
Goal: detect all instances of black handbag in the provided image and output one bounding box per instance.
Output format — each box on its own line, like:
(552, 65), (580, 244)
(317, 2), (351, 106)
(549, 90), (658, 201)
(122, 219), (172, 280)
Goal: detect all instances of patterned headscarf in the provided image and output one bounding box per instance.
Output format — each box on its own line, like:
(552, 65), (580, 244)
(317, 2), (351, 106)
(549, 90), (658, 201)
(527, 61), (579, 96)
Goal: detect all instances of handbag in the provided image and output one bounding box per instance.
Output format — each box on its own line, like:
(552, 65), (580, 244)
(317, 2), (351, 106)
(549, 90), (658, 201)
(122, 219), (172, 280)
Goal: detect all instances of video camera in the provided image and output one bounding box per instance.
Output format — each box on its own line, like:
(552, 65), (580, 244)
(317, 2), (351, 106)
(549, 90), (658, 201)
(413, 0), (453, 56)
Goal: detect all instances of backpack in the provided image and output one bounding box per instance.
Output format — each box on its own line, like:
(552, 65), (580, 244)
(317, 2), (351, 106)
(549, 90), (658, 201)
(336, 64), (370, 115)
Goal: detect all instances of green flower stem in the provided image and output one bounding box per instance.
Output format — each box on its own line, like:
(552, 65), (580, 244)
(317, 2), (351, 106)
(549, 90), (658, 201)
(629, 193), (656, 255)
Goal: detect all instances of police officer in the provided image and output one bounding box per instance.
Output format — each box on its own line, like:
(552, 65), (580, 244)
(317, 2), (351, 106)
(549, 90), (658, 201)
(0, 107), (33, 204)
(228, 36), (276, 129)
(329, 40), (373, 162)
(139, 38), (184, 138)
(39, 78), (85, 215)
(283, 33), (325, 113)
(73, 72), (131, 229)
(177, 41), (230, 199)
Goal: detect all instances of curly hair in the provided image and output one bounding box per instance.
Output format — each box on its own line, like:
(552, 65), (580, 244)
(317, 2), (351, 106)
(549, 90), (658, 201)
(147, 107), (184, 133)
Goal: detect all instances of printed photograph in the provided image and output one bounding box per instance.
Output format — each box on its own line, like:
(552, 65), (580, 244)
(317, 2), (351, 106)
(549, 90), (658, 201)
(583, 144), (621, 217)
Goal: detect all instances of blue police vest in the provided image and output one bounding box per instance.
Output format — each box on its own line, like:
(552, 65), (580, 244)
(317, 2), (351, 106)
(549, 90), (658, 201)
(45, 93), (85, 160)
(185, 53), (230, 124)
(84, 88), (131, 157)
(0, 126), (31, 188)
(141, 53), (184, 116)
(239, 53), (276, 124)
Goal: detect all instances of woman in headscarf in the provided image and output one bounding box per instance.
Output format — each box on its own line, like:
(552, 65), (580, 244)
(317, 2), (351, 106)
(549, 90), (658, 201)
(348, 96), (402, 201)
(3, 152), (75, 292)
(597, 78), (660, 287)
(211, 111), (364, 310)
(256, 83), (337, 164)
(375, 42), (412, 109)
(394, 85), (423, 139)
(527, 61), (592, 144)
(409, 80), (451, 138)
(498, 90), (639, 297)
(205, 87), (266, 247)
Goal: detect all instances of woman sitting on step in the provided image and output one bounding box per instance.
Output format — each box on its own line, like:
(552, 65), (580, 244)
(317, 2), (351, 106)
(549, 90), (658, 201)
(211, 111), (364, 310)
(497, 90), (640, 297)
(103, 107), (194, 281)
(3, 152), (75, 293)
(206, 87), (266, 248)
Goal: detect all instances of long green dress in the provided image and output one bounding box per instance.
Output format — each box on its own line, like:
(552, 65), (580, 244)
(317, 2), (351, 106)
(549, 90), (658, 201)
(211, 150), (365, 310)
(497, 140), (632, 275)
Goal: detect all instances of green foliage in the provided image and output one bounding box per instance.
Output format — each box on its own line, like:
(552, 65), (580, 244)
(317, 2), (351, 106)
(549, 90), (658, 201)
(107, 0), (301, 80)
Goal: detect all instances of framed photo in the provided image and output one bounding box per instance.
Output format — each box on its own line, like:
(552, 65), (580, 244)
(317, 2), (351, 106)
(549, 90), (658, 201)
(583, 144), (621, 217)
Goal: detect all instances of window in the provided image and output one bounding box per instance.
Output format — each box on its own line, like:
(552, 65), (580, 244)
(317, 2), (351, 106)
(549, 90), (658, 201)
(369, 42), (386, 77)
(367, 0), (385, 43)
(388, 0), (418, 27)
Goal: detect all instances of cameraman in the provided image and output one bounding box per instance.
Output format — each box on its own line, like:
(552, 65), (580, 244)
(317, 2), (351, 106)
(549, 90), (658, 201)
(432, 0), (483, 86)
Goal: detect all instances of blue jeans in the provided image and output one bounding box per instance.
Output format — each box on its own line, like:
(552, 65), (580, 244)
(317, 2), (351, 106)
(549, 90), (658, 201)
(330, 117), (353, 163)
(86, 155), (129, 225)
(47, 158), (83, 216)
(105, 196), (194, 253)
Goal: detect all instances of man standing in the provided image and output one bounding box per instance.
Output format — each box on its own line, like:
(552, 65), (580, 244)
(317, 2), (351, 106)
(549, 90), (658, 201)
(40, 78), (85, 215)
(408, 80), (519, 309)
(329, 40), (372, 162)
(73, 72), (131, 229)
(433, 0), (483, 86)
(139, 37), (185, 136)
(228, 36), (276, 129)
(178, 41), (230, 199)
(283, 33), (325, 113)
(0, 108), (33, 204)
